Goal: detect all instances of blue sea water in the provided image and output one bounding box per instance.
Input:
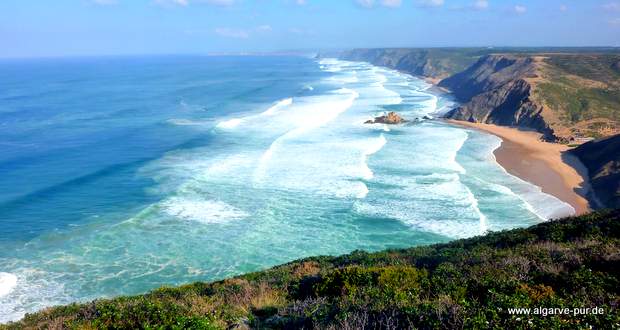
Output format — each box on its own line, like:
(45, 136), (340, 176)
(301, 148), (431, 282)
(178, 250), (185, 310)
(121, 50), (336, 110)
(0, 55), (574, 322)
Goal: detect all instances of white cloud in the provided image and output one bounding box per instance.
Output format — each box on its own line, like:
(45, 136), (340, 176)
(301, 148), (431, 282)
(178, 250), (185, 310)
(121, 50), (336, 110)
(355, 0), (401, 8)
(215, 28), (249, 38)
(356, 0), (374, 8)
(213, 25), (273, 38)
(514, 4), (526, 14)
(603, 2), (620, 11)
(416, 0), (444, 7)
(205, 0), (234, 5)
(610, 17), (620, 26)
(154, 0), (188, 6)
(448, 0), (488, 11)
(381, 0), (402, 8)
(473, 0), (488, 10)
(256, 25), (273, 32)
(559, 4), (568, 12)
(92, 0), (117, 5)
(154, 0), (234, 6)
(296, 0), (307, 5)
(288, 27), (316, 36)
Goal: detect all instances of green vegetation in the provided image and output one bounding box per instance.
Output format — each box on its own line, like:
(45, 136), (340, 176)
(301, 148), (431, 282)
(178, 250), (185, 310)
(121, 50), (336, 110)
(546, 55), (620, 86)
(537, 81), (620, 122)
(3, 210), (620, 329)
(535, 54), (620, 137)
(392, 48), (487, 77)
(340, 48), (491, 78)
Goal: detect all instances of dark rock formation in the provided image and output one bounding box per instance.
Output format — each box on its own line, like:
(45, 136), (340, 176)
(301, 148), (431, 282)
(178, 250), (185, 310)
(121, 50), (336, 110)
(365, 112), (406, 124)
(440, 55), (557, 141)
(571, 134), (620, 209)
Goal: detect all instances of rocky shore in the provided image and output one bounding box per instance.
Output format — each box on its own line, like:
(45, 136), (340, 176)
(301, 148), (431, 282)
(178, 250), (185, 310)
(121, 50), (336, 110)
(364, 112), (406, 124)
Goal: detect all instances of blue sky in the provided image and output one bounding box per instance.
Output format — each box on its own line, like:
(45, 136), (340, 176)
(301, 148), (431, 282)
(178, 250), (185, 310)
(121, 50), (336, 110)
(1, 0), (619, 58)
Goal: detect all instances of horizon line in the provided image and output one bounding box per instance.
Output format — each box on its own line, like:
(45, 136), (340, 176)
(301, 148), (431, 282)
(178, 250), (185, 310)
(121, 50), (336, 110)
(2, 45), (620, 60)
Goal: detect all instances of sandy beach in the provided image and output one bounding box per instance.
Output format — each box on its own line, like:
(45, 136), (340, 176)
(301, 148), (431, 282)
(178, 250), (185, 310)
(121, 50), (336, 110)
(447, 120), (591, 215)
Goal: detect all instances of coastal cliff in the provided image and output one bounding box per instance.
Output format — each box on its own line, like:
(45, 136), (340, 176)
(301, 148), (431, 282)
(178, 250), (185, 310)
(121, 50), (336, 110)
(571, 134), (620, 209)
(440, 55), (557, 141)
(339, 48), (482, 80)
(339, 49), (620, 143)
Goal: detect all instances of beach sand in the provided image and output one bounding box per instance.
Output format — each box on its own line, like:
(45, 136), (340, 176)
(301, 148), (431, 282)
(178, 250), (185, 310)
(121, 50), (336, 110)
(447, 120), (591, 215)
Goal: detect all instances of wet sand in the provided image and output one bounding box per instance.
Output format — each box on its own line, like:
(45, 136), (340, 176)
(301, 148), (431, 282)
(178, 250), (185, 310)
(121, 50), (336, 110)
(447, 120), (591, 215)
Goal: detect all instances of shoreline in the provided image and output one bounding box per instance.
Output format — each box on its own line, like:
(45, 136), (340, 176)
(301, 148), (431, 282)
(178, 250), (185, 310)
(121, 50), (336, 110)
(446, 120), (591, 216)
(363, 62), (592, 216)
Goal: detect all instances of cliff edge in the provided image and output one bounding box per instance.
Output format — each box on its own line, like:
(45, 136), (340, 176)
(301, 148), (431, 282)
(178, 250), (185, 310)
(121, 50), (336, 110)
(440, 55), (557, 140)
(339, 48), (482, 80)
(571, 134), (620, 209)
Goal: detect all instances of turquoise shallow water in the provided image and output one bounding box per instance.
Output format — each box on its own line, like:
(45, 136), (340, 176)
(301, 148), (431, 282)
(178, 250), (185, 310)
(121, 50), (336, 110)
(0, 56), (574, 322)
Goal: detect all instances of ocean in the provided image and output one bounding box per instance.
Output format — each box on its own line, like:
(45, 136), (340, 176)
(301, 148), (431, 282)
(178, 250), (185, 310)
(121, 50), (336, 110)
(0, 55), (574, 322)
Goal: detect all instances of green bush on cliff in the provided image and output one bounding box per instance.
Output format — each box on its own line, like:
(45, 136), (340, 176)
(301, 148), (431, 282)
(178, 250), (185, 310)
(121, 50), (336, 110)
(3, 210), (620, 329)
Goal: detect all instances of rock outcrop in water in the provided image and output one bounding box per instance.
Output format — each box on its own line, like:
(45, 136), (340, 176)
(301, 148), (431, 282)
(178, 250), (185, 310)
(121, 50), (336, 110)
(364, 112), (405, 124)
(571, 134), (620, 209)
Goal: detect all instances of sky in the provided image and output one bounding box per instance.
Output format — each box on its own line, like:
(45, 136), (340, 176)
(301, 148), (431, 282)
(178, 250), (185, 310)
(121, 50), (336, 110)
(0, 0), (619, 58)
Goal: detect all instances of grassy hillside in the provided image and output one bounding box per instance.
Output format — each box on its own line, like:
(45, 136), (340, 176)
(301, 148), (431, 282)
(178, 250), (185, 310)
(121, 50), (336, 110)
(534, 54), (620, 139)
(4, 210), (620, 329)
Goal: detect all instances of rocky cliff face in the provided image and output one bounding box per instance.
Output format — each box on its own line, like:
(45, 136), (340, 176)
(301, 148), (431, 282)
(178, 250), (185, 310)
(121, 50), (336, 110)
(440, 55), (558, 141)
(571, 134), (620, 209)
(339, 48), (480, 79)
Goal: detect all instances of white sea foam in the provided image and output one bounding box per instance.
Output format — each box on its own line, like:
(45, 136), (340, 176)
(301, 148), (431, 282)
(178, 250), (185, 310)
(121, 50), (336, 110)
(161, 197), (248, 224)
(261, 98), (293, 116)
(0, 273), (17, 297)
(483, 135), (576, 220)
(0, 269), (69, 324)
(167, 118), (210, 126)
(254, 88), (359, 184)
(216, 98), (294, 130)
(216, 118), (243, 129)
(359, 134), (387, 180)
(355, 183), (369, 199)
(464, 184), (488, 234)
(420, 94), (438, 115)
(328, 73), (359, 84)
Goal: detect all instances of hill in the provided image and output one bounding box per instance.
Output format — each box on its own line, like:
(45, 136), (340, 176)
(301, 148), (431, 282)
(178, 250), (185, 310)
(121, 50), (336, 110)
(340, 48), (620, 142)
(339, 48), (485, 81)
(4, 210), (620, 329)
